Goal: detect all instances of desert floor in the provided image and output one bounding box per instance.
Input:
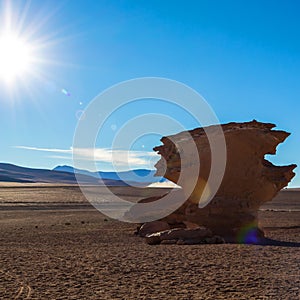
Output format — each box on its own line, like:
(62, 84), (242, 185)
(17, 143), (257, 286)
(0, 186), (299, 299)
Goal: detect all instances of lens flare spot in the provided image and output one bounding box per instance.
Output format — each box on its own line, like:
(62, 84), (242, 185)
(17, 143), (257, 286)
(237, 223), (261, 244)
(76, 110), (85, 120)
(61, 88), (71, 96)
(188, 178), (211, 205)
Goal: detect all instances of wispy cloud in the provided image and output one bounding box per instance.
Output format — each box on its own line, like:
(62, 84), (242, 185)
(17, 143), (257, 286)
(14, 146), (159, 168)
(73, 148), (158, 167)
(15, 146), (71, 153)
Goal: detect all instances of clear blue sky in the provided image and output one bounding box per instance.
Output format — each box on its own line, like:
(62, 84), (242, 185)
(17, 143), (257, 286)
(0, 0), (299, 186)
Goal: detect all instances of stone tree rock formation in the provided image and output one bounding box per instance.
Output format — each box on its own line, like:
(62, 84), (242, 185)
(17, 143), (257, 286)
(138, 120), (296, 243)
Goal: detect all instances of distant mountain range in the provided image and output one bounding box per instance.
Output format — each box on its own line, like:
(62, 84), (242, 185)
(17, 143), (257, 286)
(53, 165), (166, 183)
(0, 163), (166, 186)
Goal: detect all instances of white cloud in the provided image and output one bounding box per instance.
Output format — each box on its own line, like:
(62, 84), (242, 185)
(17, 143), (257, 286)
(48, 155), (73, 160)
(15, 146), (71, 153)
(14, 146), (160, 169)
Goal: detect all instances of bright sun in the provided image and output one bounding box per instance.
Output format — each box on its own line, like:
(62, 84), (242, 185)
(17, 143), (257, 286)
(0, 32), (32, 83)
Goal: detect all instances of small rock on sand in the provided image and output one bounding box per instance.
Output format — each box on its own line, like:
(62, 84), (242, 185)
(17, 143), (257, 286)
(138, 221), (170, 237)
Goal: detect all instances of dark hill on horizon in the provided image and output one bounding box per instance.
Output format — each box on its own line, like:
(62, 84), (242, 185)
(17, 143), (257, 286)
(0, 163), (166, 186)
(0, 163), (127, 185)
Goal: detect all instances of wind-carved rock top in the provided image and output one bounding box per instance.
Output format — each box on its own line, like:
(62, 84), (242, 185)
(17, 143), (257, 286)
(138, 120), (296, 243)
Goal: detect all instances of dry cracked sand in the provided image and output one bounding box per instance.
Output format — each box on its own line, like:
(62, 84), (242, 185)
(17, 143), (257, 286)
(0, 186), (299, 299)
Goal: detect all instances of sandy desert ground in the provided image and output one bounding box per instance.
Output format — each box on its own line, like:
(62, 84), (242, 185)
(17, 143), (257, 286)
(0, 185), (299, 299)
